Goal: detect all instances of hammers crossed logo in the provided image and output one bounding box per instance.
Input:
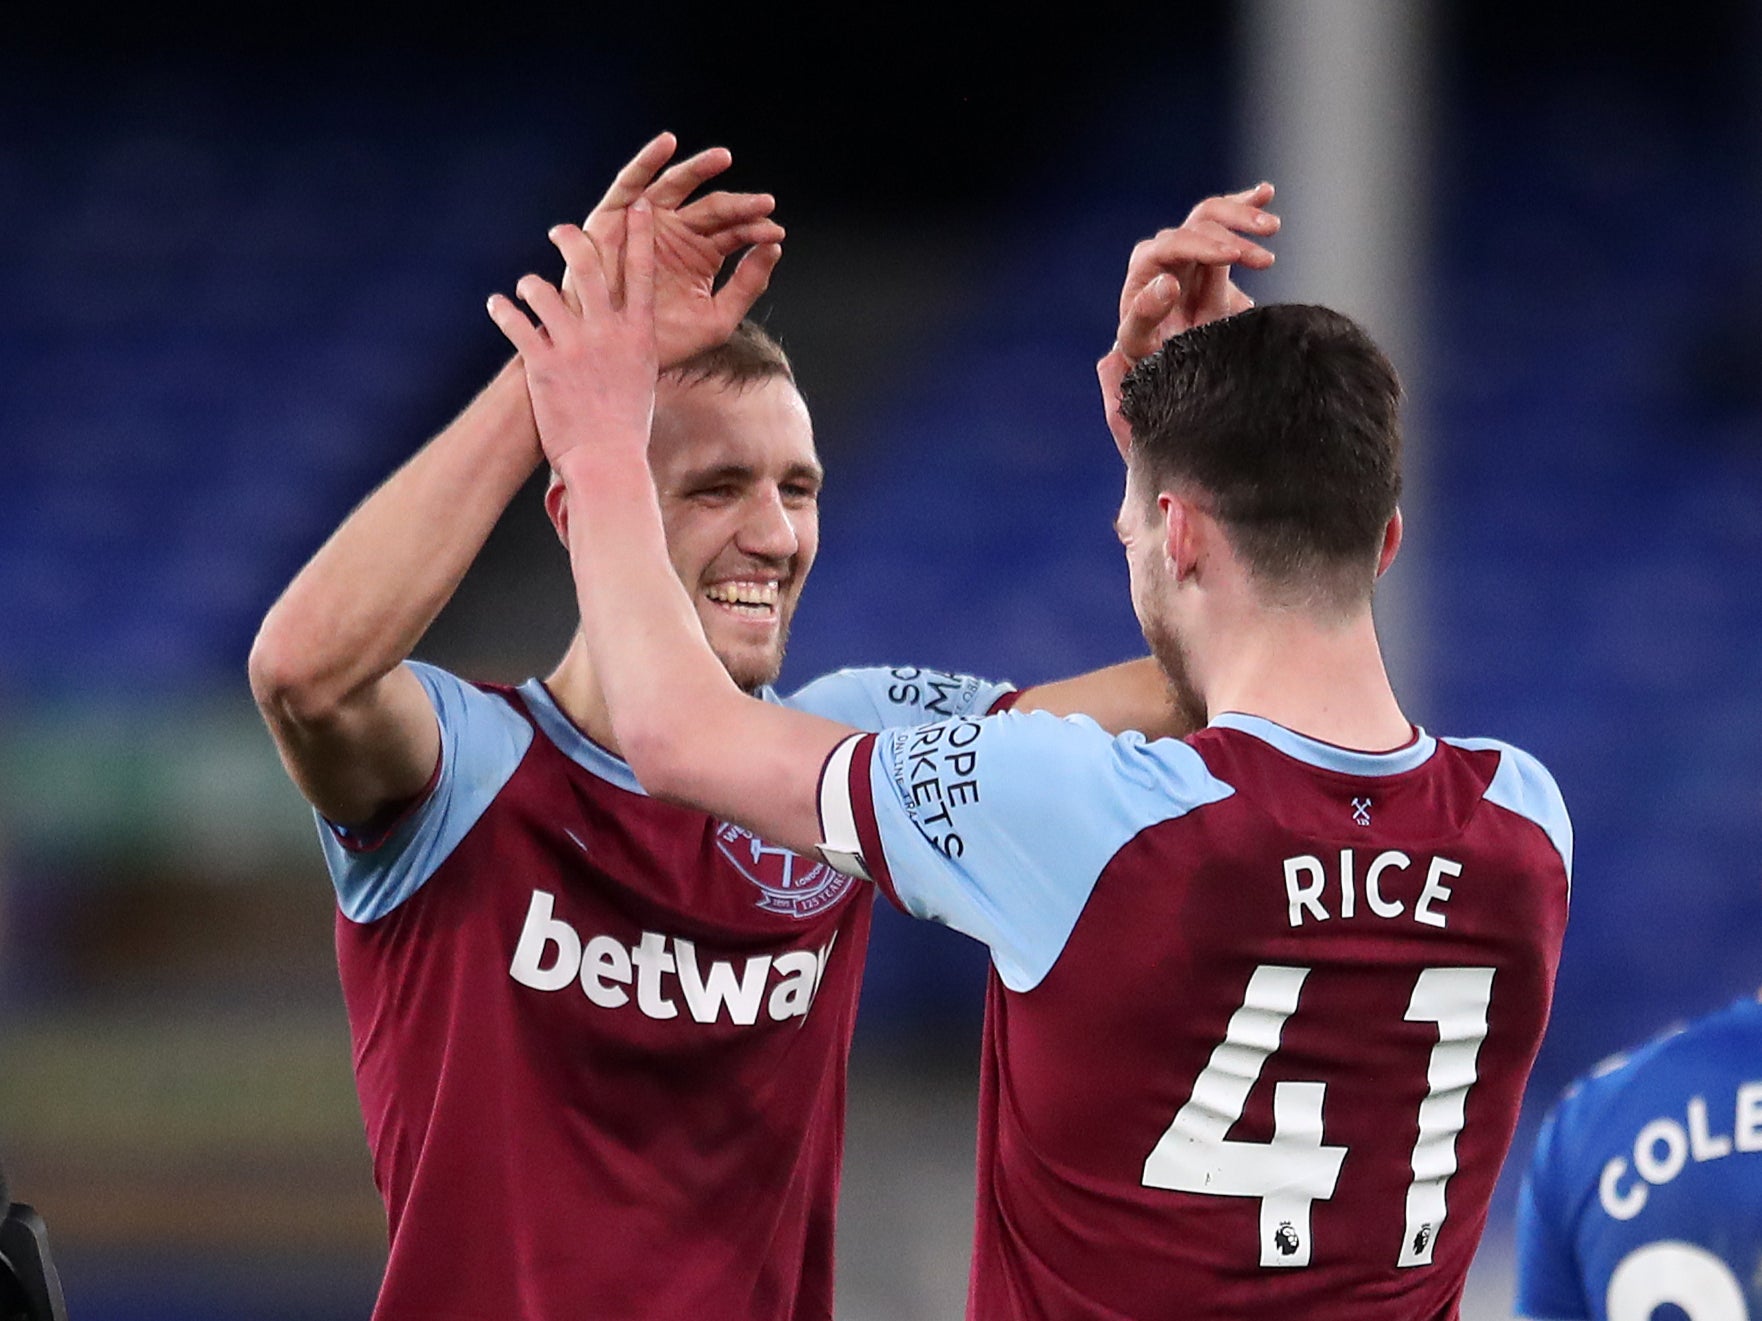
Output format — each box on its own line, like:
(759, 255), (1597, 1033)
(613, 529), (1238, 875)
(1351, 797), (1373, 827)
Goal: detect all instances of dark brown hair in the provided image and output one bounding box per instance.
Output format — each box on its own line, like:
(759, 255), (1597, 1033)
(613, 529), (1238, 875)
(1118, 303), (1403, 606)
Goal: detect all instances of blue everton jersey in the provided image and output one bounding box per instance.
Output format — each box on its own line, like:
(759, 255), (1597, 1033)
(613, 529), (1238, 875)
(1516, 993), (1762, 1321)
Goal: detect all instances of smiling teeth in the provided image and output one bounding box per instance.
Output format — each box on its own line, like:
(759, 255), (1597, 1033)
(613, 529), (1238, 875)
(706, 582), (778, 607)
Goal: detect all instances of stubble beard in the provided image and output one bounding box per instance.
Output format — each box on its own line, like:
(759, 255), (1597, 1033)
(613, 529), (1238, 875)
(716, 602), (796, 696)
(1141, 607), (1208, 735)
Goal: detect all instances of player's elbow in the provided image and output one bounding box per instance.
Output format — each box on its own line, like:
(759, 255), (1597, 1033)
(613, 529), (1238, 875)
(247, 615), (342, 729)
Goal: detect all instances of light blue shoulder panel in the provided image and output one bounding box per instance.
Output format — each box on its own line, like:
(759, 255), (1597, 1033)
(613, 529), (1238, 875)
(1443, 737), (1573, 886)
(322, 661), (533, 923)
(786, 665), (1015, 731)
(867, 711), (1233, 992)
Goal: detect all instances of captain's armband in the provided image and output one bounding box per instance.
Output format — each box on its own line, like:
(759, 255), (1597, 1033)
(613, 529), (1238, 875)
(816, 733), (872, 881)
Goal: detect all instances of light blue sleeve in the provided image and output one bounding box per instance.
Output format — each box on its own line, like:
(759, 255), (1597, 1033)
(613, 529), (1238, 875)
(786, 665), (1015, 731)
(1444, 737), (1574, 889)
(320, 661), (533, 924)
(1513, 1101), (1592, 1320)
(864, 711), (1232, 992)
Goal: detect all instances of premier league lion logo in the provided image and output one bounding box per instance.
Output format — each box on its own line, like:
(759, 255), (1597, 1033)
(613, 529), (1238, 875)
(715, 822), (858, 919)
(1272, 1221), (1301, 1258)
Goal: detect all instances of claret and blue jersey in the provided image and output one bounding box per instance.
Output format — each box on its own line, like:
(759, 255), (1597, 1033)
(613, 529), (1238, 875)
(1516, 994), (1762, 1321)
(319, 660), (1013, 1321)
(821, 708), (1572, 1319)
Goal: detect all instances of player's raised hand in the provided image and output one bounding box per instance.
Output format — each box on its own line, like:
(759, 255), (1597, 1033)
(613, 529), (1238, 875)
(572, 132), (785, 369)
(1117, 183), (1277, 353)
(1098, 183), (1278, 455)
(488, 201), (659, 468)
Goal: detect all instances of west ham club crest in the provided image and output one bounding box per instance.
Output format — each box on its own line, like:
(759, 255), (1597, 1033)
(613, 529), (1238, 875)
(715, 823), (858, 918)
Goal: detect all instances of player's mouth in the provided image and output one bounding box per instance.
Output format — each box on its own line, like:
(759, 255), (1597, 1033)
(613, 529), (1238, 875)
(703, 579), (783, 620)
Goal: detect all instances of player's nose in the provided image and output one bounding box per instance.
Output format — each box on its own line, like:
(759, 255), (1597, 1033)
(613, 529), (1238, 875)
(737, 487), (799, 560)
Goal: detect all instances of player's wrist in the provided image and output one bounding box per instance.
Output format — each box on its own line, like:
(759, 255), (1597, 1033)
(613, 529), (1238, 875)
(548, 432), (646, 487)
(654, 316), (731, 373)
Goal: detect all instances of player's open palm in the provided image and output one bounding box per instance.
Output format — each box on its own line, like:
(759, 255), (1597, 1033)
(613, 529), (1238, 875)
(575, 133), (783, 369)
(488, 202), (659, 469)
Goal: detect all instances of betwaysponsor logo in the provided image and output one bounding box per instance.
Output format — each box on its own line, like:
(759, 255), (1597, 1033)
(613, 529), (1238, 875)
(509, 890), (837, 1024)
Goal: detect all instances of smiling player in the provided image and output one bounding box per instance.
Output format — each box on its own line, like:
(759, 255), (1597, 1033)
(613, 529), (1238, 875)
(500, 191), (1573, 1318)
(250, 132), (1276, 1321)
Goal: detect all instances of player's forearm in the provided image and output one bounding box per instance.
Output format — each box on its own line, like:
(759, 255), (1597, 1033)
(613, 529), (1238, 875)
(556, 443), (734, 757)
(1014, 657), (1192, 739)
(249, 358), (541, 719)
(554, 444), (841, 855)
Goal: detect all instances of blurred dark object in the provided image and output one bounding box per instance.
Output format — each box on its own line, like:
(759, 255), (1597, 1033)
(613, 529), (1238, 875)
(0, 1201), (69, 1321)
(1685, 306), (1762, 428)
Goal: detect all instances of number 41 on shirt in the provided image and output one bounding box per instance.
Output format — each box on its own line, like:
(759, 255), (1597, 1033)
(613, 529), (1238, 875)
(1141, 963), (1495, 1269)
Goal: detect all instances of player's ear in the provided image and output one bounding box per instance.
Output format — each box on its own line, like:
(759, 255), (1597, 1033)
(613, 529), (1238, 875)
(1375, 508), (1403, 578)
(544, 469), (569, 547)
(1159, 491), (1204, 584)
